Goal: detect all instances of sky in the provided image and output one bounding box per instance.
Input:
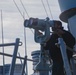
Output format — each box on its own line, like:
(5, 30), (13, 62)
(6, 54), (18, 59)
(0, 0), (68, 75)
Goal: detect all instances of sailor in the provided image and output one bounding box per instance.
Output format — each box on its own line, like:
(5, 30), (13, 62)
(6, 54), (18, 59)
(44, 20), (75, 75)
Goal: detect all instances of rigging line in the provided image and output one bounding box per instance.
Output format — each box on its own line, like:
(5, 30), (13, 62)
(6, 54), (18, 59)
(13, 0), (34, 34)
(1, 10), (5, 75)
(13, 0), (34, 60)
(13, 0), (25, 19)
(13, 0), (34, 41)
(20, 0), (34, 34)
(41, 0), (49, 17)
(20, 0), (29, 18)
(46, 0), (53, 20)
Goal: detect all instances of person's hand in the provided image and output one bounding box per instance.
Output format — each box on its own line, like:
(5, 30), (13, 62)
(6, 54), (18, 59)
(35, 30), (43, 36)
(54, 29), (65, 37)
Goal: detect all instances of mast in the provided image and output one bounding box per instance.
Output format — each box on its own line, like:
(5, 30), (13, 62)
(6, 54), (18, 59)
(1, 10), (5, 75)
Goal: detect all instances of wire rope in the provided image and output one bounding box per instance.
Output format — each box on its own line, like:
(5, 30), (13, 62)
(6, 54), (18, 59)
(13, 0), (25, 19)
(20, 0), (29, 18)
(41, 0), (49, 17)
(46, 0), (53, 20)
(13, 0), (34, 33)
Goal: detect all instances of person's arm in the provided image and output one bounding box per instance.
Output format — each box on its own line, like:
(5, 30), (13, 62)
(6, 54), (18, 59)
(61, 31), (75, 48)
(54, 29), (75, 47)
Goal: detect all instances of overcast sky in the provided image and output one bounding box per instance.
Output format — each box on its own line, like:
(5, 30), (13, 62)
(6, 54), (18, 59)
(0, 0), (68, 74)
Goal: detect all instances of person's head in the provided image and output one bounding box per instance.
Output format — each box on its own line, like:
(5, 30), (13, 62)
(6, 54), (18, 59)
(52, 20), (63, 31)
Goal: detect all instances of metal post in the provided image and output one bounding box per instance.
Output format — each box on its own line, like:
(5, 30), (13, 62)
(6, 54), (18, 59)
(9, 38), (20, 75)
(34, 44), (50, 75)
(1, 10), (5, 75)
(58, 38), (72, 75)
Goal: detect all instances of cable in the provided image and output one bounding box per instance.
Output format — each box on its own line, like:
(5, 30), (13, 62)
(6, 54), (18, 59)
(13, 0), (34, 33)
(41, 0), (49, 17)
(13, 0), (25, 19)
(20, 0), (29, 18)
(46, 0), (53, 19)
(20, 0), (34, 34)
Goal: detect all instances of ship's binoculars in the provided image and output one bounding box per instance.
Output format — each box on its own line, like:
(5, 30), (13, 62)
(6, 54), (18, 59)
(24, 17), (55, 43)
(24, 17), (54, 31)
